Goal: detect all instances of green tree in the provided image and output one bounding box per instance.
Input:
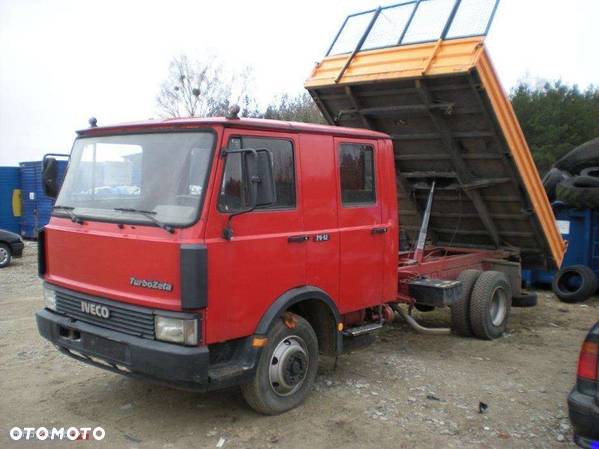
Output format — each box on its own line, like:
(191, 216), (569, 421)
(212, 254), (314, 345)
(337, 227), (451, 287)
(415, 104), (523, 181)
(510, 81), (599, 174)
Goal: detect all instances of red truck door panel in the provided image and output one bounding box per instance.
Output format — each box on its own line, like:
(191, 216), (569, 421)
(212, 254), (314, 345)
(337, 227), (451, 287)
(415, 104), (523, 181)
(299, 133), (340, 302)
(335, 138), (385, 313)
(204, 130), (306, 344)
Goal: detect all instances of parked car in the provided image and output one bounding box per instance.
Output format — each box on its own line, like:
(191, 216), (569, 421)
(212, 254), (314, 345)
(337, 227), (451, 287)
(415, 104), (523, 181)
(0, 229), (24, 268)
(568, 321), (599, 448)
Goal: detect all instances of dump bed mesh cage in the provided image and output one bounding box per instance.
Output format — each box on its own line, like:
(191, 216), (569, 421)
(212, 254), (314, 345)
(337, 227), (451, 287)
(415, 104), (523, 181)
(306, 0), (565, 270)
(326, 0), (499, 56)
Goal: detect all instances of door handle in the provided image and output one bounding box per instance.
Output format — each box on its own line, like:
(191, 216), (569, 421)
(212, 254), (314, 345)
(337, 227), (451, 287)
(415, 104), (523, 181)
(371, 227), (388, 235)
(288, 235), (309, 243)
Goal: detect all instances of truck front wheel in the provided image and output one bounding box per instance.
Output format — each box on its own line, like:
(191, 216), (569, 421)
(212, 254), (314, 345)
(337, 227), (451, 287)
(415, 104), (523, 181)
(241, 313), (318, 415)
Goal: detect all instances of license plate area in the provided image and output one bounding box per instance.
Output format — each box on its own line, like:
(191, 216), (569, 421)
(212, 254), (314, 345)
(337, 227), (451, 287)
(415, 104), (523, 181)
(58, 325), (128, 364)
(82, 334), (128, 363)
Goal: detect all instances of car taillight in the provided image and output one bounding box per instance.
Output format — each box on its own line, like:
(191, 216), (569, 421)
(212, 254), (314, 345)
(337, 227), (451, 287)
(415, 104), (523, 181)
(577, 341), (599, 381)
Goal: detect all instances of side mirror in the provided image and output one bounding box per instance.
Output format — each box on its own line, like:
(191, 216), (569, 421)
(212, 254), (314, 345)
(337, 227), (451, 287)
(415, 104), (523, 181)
(245, 149), (276, 208)
(42, 157), (59, 198)
(221, 148), (276, 240)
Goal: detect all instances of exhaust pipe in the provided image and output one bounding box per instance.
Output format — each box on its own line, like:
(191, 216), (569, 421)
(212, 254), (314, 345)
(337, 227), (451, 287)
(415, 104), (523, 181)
(392, 304), (451, 335)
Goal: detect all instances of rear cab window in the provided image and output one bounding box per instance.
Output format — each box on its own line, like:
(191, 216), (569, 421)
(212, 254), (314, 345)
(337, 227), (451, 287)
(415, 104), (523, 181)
(339, 143), (376, 206)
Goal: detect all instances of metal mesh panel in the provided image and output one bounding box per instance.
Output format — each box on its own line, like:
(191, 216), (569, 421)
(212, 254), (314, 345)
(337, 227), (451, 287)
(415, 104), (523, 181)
(329, 11), (376, 56)
(446, 0), (498, 38)
(362, 3), (416, 50)
(401, 0), (455, 44)
(326, 0), (500, 56)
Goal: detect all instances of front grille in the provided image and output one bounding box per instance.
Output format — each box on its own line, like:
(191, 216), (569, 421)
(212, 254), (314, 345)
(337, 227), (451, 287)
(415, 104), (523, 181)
(55, 289), (155, 339)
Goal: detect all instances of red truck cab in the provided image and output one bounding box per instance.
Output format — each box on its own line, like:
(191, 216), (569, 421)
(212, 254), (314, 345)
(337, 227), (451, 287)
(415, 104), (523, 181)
(36, 116), (399, 413)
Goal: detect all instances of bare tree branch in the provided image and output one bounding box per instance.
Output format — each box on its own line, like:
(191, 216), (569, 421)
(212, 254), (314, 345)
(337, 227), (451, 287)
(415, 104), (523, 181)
(156, 54), (251, 118)
(156, 55), (325, 124)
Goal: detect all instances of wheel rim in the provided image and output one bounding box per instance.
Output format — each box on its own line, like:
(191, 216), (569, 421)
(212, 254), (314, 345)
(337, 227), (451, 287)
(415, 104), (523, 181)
(0, 247), (8, 265)
(268, 336), (309, 397)
(489, 287), (508, 326)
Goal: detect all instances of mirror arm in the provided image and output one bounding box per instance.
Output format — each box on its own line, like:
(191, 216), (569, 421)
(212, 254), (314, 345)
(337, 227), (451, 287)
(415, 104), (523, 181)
(223, 176), (262, 240)
(221, 148), (260, 241)
(222, 204), (257, 241)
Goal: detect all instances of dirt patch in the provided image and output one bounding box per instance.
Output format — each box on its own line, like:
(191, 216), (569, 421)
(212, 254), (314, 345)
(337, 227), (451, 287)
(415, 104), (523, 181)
(1, 242), (597, 448)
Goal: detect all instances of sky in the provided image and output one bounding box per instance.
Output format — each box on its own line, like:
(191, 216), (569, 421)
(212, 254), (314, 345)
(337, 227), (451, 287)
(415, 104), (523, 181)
(0, 0), (598, 166)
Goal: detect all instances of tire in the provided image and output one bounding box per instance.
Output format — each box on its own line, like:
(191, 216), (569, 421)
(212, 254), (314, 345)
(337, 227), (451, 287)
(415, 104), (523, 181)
(512, 290), (538, 308)
(555, 138), (599, 174)
(241, 314), (318, 415)
(450, 269), (482, 337)
(570, 175), (599, 188)
(556, 177), (599, 209)
(543, 168), (570, 202)
(0, 243), (12, 268)
(469, 271), (512, 340)
(580, 166), (599, 179)
(552, 265), (598, 303)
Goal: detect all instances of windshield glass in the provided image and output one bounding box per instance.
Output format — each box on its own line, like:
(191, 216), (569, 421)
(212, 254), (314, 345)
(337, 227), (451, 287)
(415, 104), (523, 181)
(55, 131), (215, 227)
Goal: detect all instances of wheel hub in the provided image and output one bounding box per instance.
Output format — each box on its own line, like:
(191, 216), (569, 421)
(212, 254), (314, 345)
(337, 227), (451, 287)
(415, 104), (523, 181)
(0, 247), (8, 265)
(489, 287), (508, 326)
(269, 336), (309, 397)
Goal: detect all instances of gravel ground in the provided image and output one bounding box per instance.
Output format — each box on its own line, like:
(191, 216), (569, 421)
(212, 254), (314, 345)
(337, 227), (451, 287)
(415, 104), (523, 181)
(1, 242), (598, 449)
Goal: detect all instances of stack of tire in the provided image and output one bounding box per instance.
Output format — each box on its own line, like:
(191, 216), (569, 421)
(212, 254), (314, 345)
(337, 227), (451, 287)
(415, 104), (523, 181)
(543, 137), (599, 303)
(544, 137), (599, 207)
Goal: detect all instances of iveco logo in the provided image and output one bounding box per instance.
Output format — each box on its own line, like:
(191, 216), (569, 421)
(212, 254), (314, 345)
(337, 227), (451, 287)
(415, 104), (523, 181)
(80, 301), (110, 319)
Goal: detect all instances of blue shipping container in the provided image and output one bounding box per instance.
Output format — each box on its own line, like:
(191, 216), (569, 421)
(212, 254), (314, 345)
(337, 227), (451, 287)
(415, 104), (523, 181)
(522, 203), (599, 286)
(19, 160), (67, 239)
(0, 166), (22, 234)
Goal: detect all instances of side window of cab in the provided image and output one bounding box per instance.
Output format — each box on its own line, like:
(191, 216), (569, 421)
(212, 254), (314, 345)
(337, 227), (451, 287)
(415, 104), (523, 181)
(339, 143), (376, 206)
(218, 136), (296, 212)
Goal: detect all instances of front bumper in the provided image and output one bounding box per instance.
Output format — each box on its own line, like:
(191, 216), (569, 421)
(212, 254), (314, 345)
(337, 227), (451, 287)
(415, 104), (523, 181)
(36, 308), (214, 390)
(10, 240), (24, 257)
(568, 387), (599, 448)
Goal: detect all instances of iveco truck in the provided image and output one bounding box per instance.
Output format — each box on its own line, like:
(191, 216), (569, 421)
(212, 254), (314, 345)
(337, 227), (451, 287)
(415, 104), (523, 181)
(36, 0), (564, 414)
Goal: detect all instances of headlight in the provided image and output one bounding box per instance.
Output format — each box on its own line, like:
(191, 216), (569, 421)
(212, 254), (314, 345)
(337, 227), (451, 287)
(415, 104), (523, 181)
(43, 287), (57, 311)
(155, 316), (198, 346)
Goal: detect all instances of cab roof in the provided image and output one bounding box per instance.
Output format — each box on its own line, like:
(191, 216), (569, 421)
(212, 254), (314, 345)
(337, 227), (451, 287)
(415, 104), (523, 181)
(77, 117), (390, 139)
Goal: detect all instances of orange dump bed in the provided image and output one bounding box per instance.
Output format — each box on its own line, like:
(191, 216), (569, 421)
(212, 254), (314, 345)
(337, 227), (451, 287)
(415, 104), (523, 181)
(305, 36), (565, 269)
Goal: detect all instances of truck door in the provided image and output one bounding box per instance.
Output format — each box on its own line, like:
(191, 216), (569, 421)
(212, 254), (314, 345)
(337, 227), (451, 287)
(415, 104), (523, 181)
(335, 138), (385, 313)
(204, 130), (306, 344)
(299, 134), (340, 301)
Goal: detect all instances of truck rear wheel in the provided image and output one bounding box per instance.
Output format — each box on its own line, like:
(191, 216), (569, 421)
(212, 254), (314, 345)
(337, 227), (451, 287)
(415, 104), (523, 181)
(450, 269), (482, 337)
(469, 271), (512, 340)
(241, 313), (318, 415)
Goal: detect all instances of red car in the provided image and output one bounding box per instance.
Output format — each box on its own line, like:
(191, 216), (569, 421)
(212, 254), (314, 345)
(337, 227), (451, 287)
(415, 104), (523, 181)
(568, 321), (599, 448)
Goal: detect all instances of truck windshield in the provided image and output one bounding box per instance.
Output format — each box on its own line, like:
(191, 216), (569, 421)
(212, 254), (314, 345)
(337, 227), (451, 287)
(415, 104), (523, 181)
(54, 131), (215, 227)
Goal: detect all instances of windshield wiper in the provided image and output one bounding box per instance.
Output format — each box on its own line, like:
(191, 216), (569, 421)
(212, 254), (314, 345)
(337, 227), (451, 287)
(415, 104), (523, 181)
(53, 205), (84, 224)
(113, 208), (175, 234)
